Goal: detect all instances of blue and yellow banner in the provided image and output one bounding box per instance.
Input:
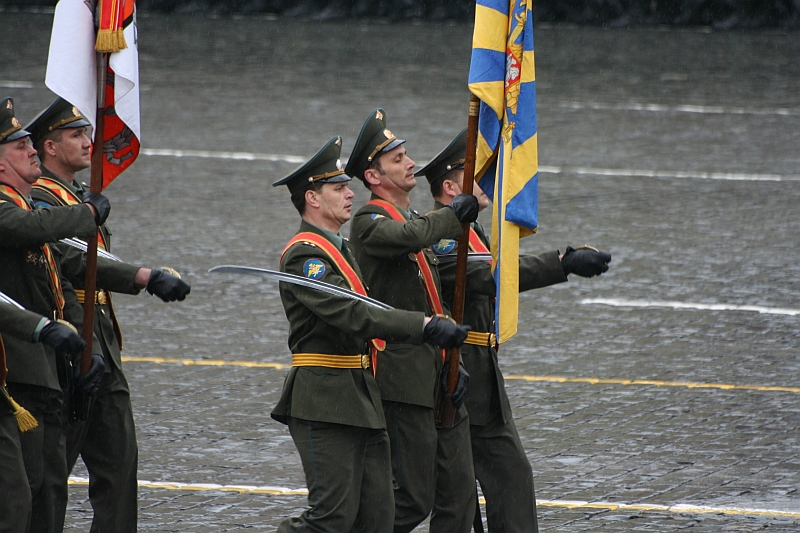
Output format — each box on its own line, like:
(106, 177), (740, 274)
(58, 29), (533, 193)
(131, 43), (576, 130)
(468, 0), (538, 342)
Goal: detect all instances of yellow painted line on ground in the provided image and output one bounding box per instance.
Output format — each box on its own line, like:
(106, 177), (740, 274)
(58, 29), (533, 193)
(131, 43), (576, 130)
(122, 356), (800, 394)
(503, 374), (800, 394)
(68, 477), (800, 519)
(122, 356), (288, 370)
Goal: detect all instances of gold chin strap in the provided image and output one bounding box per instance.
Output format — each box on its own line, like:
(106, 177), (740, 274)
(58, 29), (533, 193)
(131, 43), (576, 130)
(159, 267), (181, 278)
(308, 169), (345, 183)
(367, 136), (397, 162)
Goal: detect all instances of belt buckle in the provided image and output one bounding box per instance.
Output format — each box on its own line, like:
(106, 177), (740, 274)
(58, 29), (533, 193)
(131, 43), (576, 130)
(488, 333), (496, 347)
(96, 291), (107, 305)
(361, 354), (370, 369)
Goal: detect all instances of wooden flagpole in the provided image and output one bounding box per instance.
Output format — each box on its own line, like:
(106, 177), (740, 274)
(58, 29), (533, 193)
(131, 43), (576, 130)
(79, 52), (107, 375)
(440, 93), (481, 428)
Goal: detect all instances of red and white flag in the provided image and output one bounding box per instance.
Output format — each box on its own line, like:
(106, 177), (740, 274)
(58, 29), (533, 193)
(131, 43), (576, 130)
(45, 0), (140, 189)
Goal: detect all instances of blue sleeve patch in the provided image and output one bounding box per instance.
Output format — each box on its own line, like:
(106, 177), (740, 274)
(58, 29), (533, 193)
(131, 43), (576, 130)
(370, 213), (385, 220)
(432, 239), (457, 254)
(34, 200), (53, 209)
(303, 258), (326, 279)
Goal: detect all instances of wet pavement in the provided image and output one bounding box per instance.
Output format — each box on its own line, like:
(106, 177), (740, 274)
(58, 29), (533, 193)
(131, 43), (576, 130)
(1, 9), (799, 531)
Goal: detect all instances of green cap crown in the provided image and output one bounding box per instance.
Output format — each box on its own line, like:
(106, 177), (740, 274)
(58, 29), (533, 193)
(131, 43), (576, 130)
(0, 98), (31, 144)
(25, 97), (91, 145)
(344, 108), (405, 182)
(273, 136), (350, 195)
(415, 128), (468, 188)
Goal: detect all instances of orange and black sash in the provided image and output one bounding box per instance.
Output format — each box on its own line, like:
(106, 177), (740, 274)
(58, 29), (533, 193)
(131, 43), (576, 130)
(281, 232), (386, 375)
(468, 226), (491, 255)
(33, 177), (108, 250)
(0, 185), (65, 320)
(367, 199), (448, 362)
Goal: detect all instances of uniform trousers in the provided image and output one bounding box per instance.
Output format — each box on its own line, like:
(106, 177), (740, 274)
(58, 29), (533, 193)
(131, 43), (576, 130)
(431, 409), (476, 533)
(0, 407), (31, 533)
(63, 364), (138, 533)
(383, 400), (476, 533)
(278, 418), (395, 533)
(470, 415), (539, 533)
(6, 384), (67, 533)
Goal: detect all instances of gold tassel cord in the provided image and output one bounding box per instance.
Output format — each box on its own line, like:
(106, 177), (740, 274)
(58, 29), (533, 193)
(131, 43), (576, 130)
(1, 387), (38, 433)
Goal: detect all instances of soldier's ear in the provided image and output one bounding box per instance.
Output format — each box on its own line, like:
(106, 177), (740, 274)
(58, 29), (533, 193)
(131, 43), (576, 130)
(363, 169), (381, 187)
(43, 139), (59, 158)
(305, 188), (321, 209)
(442, 179), (460, 198)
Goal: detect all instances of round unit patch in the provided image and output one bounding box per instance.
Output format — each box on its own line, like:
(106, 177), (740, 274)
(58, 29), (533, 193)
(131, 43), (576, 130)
(432, 239), (456, 255)
(303, 259), (326, 279)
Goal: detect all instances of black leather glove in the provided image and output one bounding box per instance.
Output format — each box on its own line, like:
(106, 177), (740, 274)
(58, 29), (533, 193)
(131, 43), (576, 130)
(449, 194), (479, 223)
(146, 268), (191, 302)
(423, 315), (470, 349)
(441, 362), (470, 409)
(38, 320), (85, 355)
(83, 191), (111, 226)
(561, 246), (612, 278)
(73, 354), (105, 397)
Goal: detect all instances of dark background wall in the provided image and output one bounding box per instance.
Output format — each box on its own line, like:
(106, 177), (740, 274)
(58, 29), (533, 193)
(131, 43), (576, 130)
(2, 0), (798, 28)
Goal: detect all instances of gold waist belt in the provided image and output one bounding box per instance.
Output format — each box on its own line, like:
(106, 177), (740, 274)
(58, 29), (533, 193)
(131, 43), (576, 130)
(464, 331), (496, 347)
(292, 353), (371, 369)
(74, 289), (109, 306)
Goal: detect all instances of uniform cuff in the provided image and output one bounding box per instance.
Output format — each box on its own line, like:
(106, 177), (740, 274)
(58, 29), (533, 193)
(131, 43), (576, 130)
(31, 317), (49, 343)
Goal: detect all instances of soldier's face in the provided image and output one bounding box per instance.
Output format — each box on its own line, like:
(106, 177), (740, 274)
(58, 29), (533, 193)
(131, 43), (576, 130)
(375, 146), (416, 193)
(51, 127), (92, 172)
(316, 181), (355, 226)
(452, 169), (491, 211)
(0, 137), (41, 184)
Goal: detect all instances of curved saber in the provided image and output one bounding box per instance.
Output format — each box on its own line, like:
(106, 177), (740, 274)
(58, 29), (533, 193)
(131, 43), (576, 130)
(436, 252), (493, 263)
(59, 238), (123, 262)
(0, 290), (25, 309)
(208, 265), (395, 311)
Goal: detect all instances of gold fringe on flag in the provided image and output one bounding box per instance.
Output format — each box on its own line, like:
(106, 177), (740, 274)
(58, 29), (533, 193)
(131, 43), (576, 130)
(1, 387), (38, 433)
(95, 29), (127, 53)
(95, 0), (129, 53)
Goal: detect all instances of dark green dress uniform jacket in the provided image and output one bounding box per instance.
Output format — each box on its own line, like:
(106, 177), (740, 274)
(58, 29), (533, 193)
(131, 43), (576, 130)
(0, 305), (46, 344)
(0, 188), (96, 391)
(31, 168), (141, 388)
(272, 221), (426, 429)
(433, 203), (567, 426)
(349, 197), (464, 408)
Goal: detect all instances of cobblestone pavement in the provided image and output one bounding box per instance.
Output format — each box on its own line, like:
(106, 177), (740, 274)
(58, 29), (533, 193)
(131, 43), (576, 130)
(1, 10), (799, 532)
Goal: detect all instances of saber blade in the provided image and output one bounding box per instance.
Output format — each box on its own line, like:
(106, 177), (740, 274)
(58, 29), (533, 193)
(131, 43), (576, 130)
(59, 238), (123, 262)
(436, 252), (494, 263)
(208, 265), (394, 310)
(0, 291), (25, 309)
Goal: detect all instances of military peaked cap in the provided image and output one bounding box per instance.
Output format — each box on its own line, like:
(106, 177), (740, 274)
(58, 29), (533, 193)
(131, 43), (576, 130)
(415, 128), (467, 187)
(0, 98), (32, 144)
(25, 97), (91, 145)
(344, 108), (405, 182)
(273, 136), (350, 195)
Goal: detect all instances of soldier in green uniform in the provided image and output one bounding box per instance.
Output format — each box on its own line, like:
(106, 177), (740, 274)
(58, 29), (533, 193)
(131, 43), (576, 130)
(0, 97), (110, 533)
(0, 299), (85, 533)
(346, 109), (481, 533)
(418, 129), (612, 533)
(25, 97), (191, 533)
(271, 136), (470, 533)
